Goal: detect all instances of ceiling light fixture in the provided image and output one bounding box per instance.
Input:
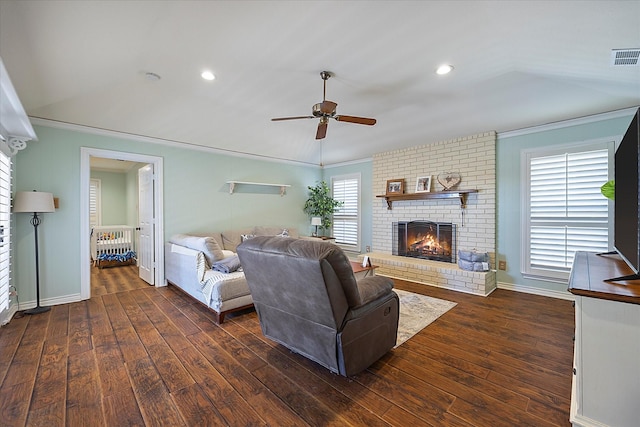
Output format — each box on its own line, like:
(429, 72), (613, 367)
(436, 64), (454, 75)
(201, 71), (215, 81)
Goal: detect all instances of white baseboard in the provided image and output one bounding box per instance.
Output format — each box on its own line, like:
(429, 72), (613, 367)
(570, 412), (610, 427)
(13, 293), (84, 312)
(1, 304), (20, 325)
(497, 281), (575, 301)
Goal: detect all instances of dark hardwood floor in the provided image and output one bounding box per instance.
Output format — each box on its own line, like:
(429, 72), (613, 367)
(0, 264), (575, 426)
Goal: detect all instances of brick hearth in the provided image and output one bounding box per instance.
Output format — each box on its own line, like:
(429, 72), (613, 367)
(359, 252), (496, 296)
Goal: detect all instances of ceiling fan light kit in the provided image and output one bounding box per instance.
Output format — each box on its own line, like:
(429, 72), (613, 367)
(272, 71), (376, 140)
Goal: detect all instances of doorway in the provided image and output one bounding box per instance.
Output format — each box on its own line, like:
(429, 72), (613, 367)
(80, 148), (164, 300)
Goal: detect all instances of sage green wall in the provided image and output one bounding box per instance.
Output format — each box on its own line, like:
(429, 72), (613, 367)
(125, 165), (141, 227)
(90, 170), (128, 226)
(13, 124), (319, 304)
(322, 160), (373, 253)
(496, 113), (635, 294)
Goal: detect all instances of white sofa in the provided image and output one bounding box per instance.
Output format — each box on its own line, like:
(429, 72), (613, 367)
(164, 226), (298, 323)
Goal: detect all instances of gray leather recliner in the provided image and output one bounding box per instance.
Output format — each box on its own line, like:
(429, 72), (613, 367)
(237, 236), (399, 376)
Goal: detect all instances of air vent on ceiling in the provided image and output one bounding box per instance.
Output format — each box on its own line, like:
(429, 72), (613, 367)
(611, 49), (640, 66)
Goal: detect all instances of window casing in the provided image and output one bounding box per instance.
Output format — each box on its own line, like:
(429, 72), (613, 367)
(0, 152), (11, 313)
(331, 174), (360, 250)
(521, 140), (614, 282)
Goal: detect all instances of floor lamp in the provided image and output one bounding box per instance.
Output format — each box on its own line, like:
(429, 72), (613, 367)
(13, 191), (55, 315)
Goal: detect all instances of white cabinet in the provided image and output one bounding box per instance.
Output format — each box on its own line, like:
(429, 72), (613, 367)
(572, 296), (640, 426)
(569, 252), (640, 427)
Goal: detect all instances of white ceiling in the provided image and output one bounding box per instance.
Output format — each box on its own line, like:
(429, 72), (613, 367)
(89, 157), (139, 173)
(1, 1), (638, 166)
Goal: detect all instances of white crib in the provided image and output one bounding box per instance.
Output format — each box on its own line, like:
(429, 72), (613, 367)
(91, 225), (136, 267)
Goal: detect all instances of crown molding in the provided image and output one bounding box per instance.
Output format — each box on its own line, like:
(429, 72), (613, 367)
(28, 117), (321, 168)
(499, 106), (639, 139)
(323, 157), (372, 168)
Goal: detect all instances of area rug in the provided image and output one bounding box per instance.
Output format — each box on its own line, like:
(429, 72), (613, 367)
(395, 289), (457, 347)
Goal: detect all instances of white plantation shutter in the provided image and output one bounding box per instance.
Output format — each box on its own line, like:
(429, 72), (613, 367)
(523, 142), (613, 280)
(332, 174), (360, 248)
(90, 179), (101, 228)
(0, 152), (11, 312)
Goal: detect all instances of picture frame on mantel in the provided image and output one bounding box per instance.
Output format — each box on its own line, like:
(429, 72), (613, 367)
(386, 179), (404, 195)
(415, 176), (432, 193)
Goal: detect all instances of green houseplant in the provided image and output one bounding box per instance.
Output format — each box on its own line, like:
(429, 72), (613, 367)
(303, 181), (342, 236)
(601, 180), (615, 200)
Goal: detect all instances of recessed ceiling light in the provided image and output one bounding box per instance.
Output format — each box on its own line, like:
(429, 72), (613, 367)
(201, 70), (215, 81)
(436, 64), (454, 75)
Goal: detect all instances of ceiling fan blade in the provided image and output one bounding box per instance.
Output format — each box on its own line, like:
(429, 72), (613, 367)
(271, 116), (314, 121)
(335, 115), (376, 125)
(316, 121), (328, 139)
(319, 100), (337, 114)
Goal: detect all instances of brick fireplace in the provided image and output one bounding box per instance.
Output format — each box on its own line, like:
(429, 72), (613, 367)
(364, 131), (497, 296)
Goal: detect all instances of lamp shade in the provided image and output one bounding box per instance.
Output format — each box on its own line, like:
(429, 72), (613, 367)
(311, 217), (322, 226)
(13, 191), (55, 213)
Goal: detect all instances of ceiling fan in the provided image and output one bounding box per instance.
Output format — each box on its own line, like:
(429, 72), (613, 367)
(272, 71), (376, 140)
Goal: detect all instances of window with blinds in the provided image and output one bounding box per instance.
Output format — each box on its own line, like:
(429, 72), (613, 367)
(0, 152), (11, 312)
(90, 178), (101, 228)
(522, 142), (613, 281)
(331, 174), (360, 248)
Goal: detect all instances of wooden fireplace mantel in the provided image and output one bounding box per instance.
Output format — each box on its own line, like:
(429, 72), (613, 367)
(376, 189), (478, 210)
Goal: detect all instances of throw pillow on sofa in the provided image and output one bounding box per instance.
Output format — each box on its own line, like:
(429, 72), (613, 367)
(169, 234), (225, 266)
(221, 228), (254, 252)
(254, 226), (298, 238)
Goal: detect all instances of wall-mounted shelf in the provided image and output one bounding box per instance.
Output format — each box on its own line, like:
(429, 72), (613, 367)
(376, 189), (478, 210)
(227, 181), (291, 196)
(0, 58), (36, 156)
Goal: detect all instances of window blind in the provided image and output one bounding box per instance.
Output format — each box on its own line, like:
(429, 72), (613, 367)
(90, 178), (101, 228)
(0, 152), (11, 312)
(332, 176), (359, 247)
(528, 148), (610, 272)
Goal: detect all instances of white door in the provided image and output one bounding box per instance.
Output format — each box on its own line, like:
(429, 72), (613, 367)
(138, 164), (155, 284)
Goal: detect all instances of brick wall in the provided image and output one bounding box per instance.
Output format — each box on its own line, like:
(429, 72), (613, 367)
(372, 131), (497, 268)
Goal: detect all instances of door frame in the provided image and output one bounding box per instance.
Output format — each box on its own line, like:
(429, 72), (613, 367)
(79, 147), (164, 300)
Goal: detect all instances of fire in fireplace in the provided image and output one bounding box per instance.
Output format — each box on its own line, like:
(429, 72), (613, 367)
(393, 221), (456, 262)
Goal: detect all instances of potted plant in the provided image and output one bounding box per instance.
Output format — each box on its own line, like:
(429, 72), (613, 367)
(303, 181), (342, 236)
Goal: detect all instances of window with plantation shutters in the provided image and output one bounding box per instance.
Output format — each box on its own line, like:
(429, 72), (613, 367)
(0, 152), (11, 313)
(90, 178), (101, 228)
(332, 174), (360, 248)
(521, 141), (614, 281)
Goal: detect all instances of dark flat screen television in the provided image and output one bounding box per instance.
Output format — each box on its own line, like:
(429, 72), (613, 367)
(610, 107), (640, 281)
